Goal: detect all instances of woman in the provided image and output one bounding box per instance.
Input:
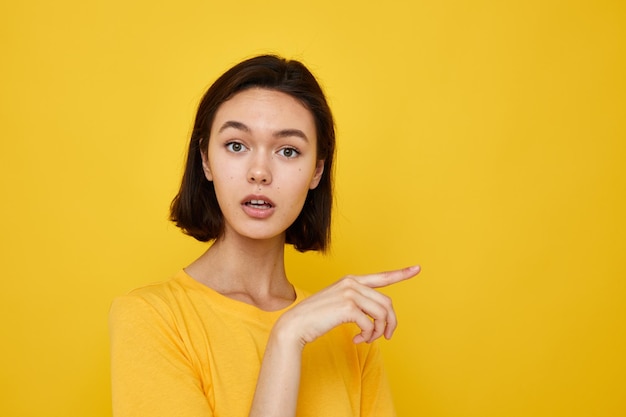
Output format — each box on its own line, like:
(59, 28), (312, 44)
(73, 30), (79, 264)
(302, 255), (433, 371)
(110, 54), (420, 417)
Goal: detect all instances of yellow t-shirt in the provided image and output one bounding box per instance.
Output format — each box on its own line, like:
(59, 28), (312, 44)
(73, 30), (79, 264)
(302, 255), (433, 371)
(109, 270), (396, 417)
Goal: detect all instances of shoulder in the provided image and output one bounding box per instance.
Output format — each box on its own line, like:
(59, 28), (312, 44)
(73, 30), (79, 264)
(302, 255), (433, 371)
(109, 271), (192, 323)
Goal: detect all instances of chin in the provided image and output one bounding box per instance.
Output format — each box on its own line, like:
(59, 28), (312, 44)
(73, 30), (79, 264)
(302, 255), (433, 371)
(229, 226), (288, 243)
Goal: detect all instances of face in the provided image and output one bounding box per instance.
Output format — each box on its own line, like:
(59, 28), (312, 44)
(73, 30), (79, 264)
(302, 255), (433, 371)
(201, 88), (325, 243)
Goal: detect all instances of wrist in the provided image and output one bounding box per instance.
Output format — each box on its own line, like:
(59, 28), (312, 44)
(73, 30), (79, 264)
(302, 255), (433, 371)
(270, 313), (306, 352)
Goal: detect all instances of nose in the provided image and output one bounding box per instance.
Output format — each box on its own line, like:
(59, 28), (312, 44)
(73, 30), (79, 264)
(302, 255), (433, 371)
(247, 155), (272, 185)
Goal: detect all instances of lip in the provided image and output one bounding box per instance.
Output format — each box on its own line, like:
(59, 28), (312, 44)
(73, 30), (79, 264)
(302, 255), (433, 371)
(240, 194), (276, 219)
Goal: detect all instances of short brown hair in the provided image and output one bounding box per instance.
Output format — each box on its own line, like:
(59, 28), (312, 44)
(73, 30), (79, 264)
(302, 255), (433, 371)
(170, 55), (335, 252)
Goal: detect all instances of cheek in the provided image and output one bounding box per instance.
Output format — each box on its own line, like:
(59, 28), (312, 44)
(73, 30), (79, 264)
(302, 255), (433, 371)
(210, 164), (238, 204)
(281, 174), (314, 208)
(209, 158), (238, 182)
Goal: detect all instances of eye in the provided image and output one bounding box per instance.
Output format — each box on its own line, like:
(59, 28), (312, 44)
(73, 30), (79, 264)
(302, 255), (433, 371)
(277, 147), (300, 158)
(225, 142), (246, 153)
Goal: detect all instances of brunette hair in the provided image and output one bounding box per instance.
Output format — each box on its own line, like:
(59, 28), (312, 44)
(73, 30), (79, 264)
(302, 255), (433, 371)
(170, 55), (335, 252)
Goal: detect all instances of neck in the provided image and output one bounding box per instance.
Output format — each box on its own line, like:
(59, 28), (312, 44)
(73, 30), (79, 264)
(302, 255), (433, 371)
(185, 233), (295, 311)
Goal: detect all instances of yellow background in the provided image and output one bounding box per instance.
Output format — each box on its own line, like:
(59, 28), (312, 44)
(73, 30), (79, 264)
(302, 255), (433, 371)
(1, 0), (624, 416)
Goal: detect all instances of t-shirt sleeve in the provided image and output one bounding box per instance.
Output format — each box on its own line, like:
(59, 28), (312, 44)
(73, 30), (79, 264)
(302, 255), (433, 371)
(360, 340), (397, 417)
(109, 294), (213, 417)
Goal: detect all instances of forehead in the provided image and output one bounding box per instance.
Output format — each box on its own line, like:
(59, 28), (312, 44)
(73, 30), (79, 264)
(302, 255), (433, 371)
(211, 88), (316, 134)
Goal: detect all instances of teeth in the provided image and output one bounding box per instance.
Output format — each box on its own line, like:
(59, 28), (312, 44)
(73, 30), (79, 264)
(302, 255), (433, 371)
(248, 199), (271, 206)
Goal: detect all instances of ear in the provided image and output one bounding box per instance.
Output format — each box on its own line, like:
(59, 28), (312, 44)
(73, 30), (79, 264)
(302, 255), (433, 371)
(200, 149), (213, 181)
(309, 160), (325, 189)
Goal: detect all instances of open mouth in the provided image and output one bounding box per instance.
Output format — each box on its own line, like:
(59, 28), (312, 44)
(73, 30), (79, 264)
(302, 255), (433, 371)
(244, 199), (273, 209)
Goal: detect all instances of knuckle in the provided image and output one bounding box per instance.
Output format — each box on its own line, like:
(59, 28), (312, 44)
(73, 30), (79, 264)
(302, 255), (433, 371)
(341, 298), (358, 314)
(340, 287), (358, 300)
(340, 276), (357, 288)
(388, 313), (398, 327)
(362, 320), (374, 332)
(373, 317), (386, 327)
(369, 304), (385, 319)
(381, 294), (393, 308)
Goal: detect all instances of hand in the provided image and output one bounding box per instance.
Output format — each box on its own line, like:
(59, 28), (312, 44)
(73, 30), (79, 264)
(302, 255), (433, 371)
(276, 265), (421, 348)
(251, 265), (419, 417)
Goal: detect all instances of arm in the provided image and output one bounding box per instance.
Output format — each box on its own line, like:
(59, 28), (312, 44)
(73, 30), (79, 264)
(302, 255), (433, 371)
(248, 265), (420, 417)
(109, 295), (213, 417)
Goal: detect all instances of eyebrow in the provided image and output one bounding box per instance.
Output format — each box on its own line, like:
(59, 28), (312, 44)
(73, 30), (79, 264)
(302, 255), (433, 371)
(273, 129), (309, 142)
(218, 120), (309, 142)
(218, 120), (250, 134)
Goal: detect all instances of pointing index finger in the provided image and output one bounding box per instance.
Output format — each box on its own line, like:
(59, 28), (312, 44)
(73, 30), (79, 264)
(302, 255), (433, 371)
(355, 265), (421, 288)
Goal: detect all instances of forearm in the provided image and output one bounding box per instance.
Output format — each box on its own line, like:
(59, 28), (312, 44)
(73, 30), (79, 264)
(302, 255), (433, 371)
(249, 320), (303, 417)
